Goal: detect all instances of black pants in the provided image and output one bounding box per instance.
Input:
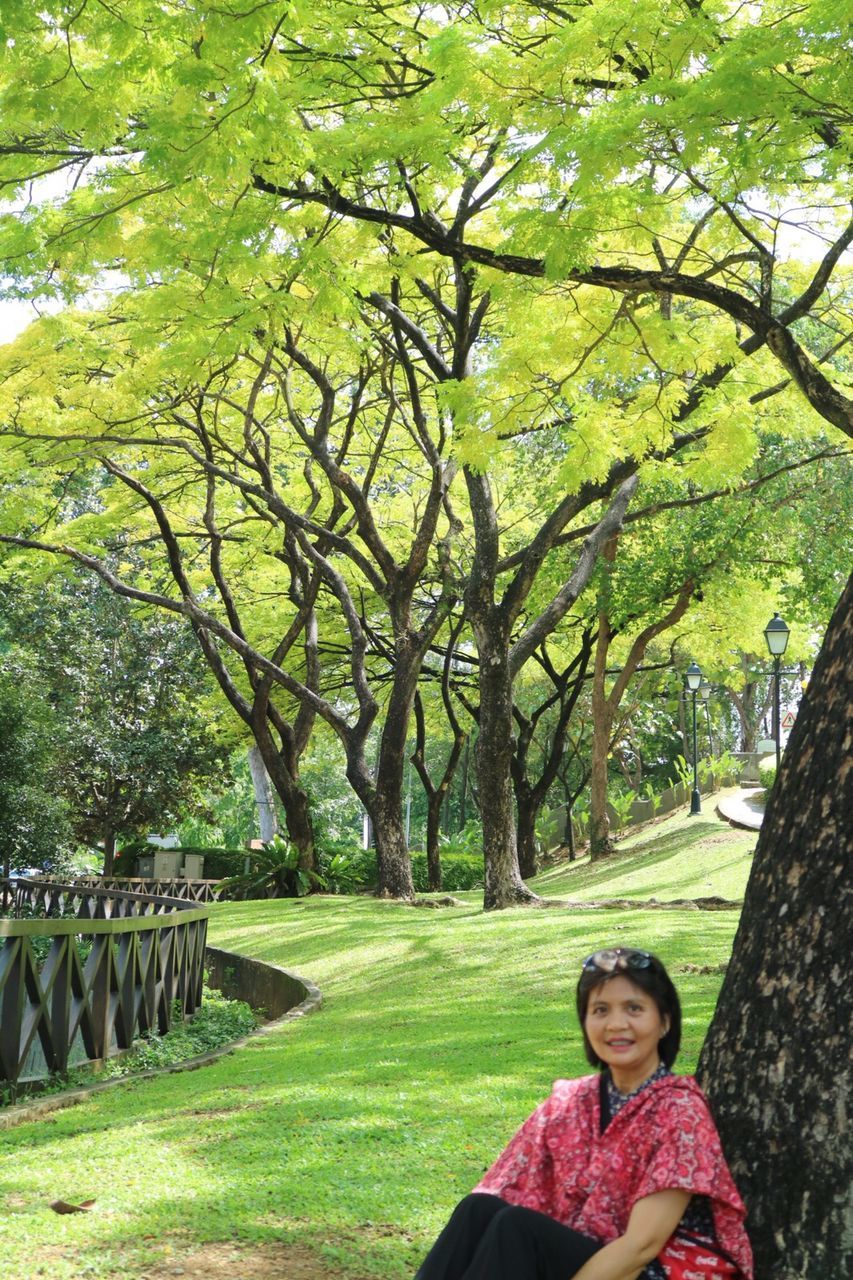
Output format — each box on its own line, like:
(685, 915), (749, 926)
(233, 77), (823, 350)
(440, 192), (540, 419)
(414, 1193), (603, 1280)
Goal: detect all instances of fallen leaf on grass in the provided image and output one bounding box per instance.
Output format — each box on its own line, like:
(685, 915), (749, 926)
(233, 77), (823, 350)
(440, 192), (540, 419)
(49, 1198), (96, 1214)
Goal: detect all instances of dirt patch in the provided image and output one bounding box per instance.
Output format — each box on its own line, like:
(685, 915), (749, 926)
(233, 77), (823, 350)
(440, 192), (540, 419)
(142, 1240), (372, 1280)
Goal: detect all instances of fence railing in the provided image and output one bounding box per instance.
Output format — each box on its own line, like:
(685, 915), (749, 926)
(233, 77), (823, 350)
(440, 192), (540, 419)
(72, 876), (223, 904)
(0, 878), (210, 1089)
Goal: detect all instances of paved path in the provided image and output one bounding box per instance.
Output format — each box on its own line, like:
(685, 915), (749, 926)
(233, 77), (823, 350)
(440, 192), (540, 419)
(716, 787), (766, 831)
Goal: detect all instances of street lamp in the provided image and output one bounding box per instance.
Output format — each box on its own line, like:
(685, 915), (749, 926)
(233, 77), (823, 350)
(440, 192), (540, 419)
(685, 661), (703, 815)
(763, 613), (790, 774)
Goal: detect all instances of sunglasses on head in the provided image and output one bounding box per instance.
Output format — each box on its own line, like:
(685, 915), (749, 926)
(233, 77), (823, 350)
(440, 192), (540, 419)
(582, 948), (652, 973)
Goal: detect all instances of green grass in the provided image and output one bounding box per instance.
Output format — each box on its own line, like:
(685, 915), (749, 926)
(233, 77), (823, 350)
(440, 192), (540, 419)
(0, 813), (748, 1280)
(531, 800), (756, 902)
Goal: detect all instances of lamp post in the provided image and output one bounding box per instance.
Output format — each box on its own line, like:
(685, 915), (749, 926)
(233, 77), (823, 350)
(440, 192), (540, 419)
(763, 613), (790, 774)
(685, 662), (703, 815)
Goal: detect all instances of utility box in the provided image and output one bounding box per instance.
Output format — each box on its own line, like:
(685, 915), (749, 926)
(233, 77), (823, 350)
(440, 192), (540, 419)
(182, 854), (205, 879)
(136, 855), (155, 878)
(152, 850), (183, 878)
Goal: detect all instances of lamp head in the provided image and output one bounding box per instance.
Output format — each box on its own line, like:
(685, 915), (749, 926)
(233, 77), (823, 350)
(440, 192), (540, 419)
(685, 661), (702, 692)
(764, 613), (790, 657)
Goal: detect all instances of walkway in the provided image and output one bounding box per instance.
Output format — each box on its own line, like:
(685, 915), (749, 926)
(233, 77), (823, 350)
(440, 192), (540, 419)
(716, 787), (766, 831)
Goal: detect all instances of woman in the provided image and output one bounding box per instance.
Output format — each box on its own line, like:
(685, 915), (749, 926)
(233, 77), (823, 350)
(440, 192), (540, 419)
(415, 947), (752, 1280)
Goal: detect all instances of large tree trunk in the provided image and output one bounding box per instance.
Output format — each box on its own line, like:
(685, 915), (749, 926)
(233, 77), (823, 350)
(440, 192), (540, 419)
(371, 783), (416, 898)
(475, 641), (538, 909)
(697, 574), (852, 1279)
(370, 657), (418, 899)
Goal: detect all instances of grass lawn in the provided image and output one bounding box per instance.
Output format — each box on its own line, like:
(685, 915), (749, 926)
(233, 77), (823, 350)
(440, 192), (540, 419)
(0, 810), (751, 1280)
(533, 798), (756, 901)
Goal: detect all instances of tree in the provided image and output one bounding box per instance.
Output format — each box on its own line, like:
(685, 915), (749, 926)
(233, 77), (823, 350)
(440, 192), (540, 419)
(697, 572), (852, 1278)
(1, 575), (232, 873)
(509, 632), (594, 878)
(0, 657), (71, 885)
(410, 620), (470, 891)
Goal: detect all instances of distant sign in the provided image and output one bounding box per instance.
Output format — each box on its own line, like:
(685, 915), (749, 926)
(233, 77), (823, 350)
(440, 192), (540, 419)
(781, 711), (796, 730)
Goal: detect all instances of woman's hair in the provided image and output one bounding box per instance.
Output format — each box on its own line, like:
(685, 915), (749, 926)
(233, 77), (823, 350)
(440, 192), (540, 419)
(575, 948), (682, 1069)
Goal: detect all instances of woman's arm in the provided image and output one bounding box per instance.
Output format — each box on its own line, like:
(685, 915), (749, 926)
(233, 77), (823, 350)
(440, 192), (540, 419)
(570, 1190), (692, 1280)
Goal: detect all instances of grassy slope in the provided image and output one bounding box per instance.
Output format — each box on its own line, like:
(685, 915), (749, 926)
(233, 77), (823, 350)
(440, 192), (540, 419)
(0, 811), (754, 1280)
(533, 802), (756, 901)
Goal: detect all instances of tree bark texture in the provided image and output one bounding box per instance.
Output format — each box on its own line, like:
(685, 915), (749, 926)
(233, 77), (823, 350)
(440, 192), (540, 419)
(515, 788), (539, 880)
(476, 643), (538, 909)
(697, 574), (852, 1279)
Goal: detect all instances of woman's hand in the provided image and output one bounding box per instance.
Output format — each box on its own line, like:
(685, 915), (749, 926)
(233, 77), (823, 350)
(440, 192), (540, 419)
(569, 1189), (692, 1280)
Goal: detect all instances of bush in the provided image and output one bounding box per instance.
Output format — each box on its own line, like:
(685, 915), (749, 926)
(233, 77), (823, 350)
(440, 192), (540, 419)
(758, 763), (777, 791)
(315, 844), (484, 894)
(410, 851), (483, 892)
(438, 819), (482, 855)
(316, 842), (375, 894)
(218, 835), (315, 899)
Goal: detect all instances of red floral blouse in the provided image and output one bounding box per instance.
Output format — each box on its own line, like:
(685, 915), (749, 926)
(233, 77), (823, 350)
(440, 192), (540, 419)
(472, 1073), (753, 1280)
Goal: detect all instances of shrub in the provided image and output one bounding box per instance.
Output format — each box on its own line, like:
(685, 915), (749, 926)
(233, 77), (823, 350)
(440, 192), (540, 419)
(410, 851), (483, 892)
(218, 835), (316, 899)
(438, 819), (483, 855)
(671, 755), (694, 789)
(758, 763), (777, 791)
(609, 789), (638, 831)
(641, 784), (662, 818)
(709, 750), (743, 784)
(316, 842), (375, 894)
(313, 845), (483, 894)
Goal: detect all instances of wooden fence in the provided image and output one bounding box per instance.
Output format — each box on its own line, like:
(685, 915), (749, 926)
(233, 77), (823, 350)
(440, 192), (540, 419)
(73, 876), (223, 904)
(0, 878), (210, 1089)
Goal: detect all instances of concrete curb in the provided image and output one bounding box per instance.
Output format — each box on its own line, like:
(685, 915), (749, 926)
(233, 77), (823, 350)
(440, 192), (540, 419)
(0, 946), (322, 1132)
(716, 788), (766, 831)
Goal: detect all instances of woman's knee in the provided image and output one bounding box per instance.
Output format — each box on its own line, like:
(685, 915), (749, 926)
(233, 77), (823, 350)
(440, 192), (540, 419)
(453, 1193), (504, 1216)
(484, 1203), (534, 1241)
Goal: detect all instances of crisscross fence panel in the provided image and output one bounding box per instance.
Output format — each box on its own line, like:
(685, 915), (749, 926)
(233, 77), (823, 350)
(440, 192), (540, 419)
(74, 876), (223, 904)
(0, 879), (210, 1089)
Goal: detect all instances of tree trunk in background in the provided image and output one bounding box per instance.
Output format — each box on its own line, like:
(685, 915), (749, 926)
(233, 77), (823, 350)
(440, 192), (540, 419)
(515, 786), (539, 880)
(459, 736), (471, 829)
(475, 641), (538, 909)
(697, 574), (852, 1279)
(425, 800), (443, 891)
(589, 616), (616, 860)
(102, 831), (117, 877)
(250, 716), (317, 872)
(248, 745), (279, 843)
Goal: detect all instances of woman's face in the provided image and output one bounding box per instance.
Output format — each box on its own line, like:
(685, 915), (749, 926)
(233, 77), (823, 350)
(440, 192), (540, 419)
(584, 975), (670, 1094)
